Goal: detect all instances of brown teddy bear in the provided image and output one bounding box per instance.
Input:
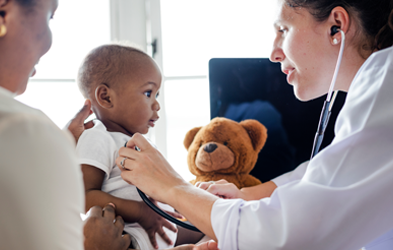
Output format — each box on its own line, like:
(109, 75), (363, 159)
(183, 117), (267, 189)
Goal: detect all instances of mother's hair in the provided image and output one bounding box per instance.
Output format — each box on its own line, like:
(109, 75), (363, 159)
(285, 0), (393, 51)
(14, 0), (35, 6)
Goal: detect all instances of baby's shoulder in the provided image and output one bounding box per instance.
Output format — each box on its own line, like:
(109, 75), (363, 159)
(77, 120), (115, 146)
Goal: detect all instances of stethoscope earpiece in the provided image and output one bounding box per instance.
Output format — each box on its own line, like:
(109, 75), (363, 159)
(331, 26), (340, 36)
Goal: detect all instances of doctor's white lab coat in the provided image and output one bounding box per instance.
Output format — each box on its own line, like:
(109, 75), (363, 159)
(211, 46), (393, 250)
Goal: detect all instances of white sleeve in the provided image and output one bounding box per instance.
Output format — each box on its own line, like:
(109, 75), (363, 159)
(271, 161), (309, 186)
(0, 113), (84, 250)
(76, 126), (117, 179)
(212, 163), (393, 250)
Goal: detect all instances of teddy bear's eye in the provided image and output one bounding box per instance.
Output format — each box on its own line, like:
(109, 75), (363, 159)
(224, 141), (228, 146)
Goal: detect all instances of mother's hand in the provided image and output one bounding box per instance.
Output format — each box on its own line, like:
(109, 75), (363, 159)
(84, 204), (131, 250)
(65, 99), (94, 143)
(116, 133), (188, 203)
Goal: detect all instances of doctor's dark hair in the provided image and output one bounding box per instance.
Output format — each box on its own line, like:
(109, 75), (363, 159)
(285, 0), (393, 51)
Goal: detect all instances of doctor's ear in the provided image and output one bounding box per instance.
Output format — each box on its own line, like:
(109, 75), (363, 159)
(328, 6), (350, 44)
(95, 84), (114, 109)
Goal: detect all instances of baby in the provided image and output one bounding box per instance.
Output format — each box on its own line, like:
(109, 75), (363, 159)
(76, 44), (202, 249)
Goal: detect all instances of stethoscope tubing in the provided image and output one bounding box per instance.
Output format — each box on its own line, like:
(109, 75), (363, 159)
(311, 30), (346, 159)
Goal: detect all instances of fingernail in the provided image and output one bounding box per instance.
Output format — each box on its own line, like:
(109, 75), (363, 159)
(108, 202), (116, 208)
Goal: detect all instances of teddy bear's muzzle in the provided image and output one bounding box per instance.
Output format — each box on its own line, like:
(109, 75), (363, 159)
(195, 142), (235, 172)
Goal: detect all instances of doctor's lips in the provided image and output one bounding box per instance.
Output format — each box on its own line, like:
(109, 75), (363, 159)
(282, 67), (295, 75)
(282, 67), (295, 83)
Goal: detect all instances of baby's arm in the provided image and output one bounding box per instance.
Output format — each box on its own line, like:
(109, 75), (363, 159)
(82, 164), (177, 248)
(175, 227), (204, 246)
(82, 164), (143, 222)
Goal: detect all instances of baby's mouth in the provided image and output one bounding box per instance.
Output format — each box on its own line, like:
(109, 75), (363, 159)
(148, 117), (159, 127)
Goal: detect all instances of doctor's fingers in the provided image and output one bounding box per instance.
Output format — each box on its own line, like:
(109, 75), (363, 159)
(206, 182), (240, 199)
(195, 240), (219, 250)
(195, 181), (213, 190)
(125, 133), (152, 151)
(196, 179), (229, 190)
(116, 153), (137, 172)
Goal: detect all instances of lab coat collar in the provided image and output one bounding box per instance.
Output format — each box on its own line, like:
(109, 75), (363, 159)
(0, 86), (17, 98)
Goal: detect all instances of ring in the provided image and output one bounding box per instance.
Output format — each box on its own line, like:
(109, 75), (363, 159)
(209, 181), (215, 184)
(120, 157), (127, 169)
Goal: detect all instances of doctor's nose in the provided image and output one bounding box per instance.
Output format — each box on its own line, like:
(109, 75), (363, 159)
(270, 44), (285, 63)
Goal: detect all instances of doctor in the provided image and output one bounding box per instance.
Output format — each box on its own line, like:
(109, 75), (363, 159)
(116, 0), (393, 249)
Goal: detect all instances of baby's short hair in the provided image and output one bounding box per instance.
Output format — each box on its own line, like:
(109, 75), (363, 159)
(77, 43), (150, 98)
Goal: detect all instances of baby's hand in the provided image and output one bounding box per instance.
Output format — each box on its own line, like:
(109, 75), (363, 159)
(138, 200), (178, 249)
(195, 179), (244, 199)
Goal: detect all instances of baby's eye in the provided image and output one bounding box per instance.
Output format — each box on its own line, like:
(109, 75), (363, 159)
(156, 92), (159, 98)
(144, 90), (152, 97)
(224, 142), (228, 146)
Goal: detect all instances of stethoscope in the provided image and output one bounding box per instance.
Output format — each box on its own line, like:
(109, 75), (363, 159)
(135, 27), (346, 232)
(124, 143), (202, 232)
(311, 26), (345, 159)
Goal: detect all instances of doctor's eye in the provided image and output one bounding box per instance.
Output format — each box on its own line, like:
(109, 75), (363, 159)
(144, 90), (152, 97)
(277, 26), (287, 34)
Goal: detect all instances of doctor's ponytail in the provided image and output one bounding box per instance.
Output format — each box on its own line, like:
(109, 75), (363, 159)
(285, 0), (393, 51)
(375, 9), (393, 51)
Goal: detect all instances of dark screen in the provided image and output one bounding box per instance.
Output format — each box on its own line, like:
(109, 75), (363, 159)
(209, 58), (346, 182)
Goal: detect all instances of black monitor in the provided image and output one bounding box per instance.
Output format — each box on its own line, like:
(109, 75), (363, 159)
(209, 58), (346, 183)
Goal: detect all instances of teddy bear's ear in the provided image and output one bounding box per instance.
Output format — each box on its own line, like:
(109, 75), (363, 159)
(183, 126), (202, 150)
(240, 119), (267, 152)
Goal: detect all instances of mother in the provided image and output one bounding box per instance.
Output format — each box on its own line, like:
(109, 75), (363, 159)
(0, 0), (217, 249)
(0, 0), (134, 249)
(117, 0), (393, 249)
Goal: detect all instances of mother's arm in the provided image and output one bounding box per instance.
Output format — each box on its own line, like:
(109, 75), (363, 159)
(116, 133), (219, 241)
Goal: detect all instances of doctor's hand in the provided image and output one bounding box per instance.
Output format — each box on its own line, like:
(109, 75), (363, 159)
(84, 204), (131, 250)
(169, 240), (219, 250)
(196, 180), (244, 200)
(65, 99), (95, 143)
(116, 133), (189, 204)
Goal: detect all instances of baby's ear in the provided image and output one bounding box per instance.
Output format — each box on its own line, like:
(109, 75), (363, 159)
(95, 84), (113, 109)
(240, 119), (267, 152)
(183, 127), (202, 150)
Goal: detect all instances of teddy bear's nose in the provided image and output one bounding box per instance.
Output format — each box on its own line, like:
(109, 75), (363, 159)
(204, 143), (217, 153)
